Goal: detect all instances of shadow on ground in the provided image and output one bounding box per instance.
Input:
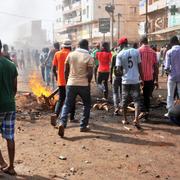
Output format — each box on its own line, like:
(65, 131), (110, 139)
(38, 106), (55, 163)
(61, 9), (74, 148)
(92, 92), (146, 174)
(0, 173), (66, 180)
(63, 122), (175, 147)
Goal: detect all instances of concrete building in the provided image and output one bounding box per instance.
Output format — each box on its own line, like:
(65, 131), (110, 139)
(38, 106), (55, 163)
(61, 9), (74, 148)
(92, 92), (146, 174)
(139, 0), (180, 44)
(167, 0), (180, 28)
(54, 0), (141, 47)
(15, 20), (48, 49)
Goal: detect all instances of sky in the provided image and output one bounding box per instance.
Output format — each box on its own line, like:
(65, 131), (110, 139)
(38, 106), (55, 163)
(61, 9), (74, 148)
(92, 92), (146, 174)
(0, 0), (56, 44)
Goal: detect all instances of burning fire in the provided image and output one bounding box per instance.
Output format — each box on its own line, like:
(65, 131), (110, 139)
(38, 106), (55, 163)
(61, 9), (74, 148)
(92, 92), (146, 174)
(29, 73), (51, 97)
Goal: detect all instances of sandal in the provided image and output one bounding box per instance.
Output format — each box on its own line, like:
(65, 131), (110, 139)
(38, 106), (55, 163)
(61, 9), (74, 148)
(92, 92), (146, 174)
(0, 163), (8, 171)
(3, 167), (17, 176)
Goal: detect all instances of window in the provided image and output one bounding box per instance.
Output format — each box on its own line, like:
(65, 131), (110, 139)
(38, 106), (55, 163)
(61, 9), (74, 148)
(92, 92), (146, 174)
(130, 7), (137, 15)
(149, 0), (153, 5)
(83, 9), (86, 15)
(87, 5), (89, 18)
(56, 18), (61, 22)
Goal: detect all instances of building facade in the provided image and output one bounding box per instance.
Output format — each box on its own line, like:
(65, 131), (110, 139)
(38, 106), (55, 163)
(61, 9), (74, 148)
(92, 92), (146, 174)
(15, 20), (48, 49)
(167, 0), (180, 28)
(54, 0), (141, 47)
(139, 0), (180, 43)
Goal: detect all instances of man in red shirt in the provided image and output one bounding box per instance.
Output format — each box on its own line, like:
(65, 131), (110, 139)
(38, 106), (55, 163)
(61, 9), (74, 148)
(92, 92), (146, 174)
(96, 42), (112, 99)
(139, 36), (159, 119)
(53, 40), (74, 119)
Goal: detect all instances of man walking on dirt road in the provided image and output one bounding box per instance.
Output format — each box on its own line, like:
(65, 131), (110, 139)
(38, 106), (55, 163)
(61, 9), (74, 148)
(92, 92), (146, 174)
(0, 40), (18, 176)
(53, 40), (72, 117)
(116, 37), (143, 129)
(138, 36), (159, 120)
(58, 39), (94, 137)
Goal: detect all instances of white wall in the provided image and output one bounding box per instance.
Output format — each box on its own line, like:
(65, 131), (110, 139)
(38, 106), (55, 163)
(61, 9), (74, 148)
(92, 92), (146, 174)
(81, 0), (94, 22)
(167, 0), (180, 27)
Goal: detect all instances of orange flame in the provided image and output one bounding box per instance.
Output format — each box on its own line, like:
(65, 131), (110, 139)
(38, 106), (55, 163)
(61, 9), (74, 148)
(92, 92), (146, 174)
(29, 73), (51, 97)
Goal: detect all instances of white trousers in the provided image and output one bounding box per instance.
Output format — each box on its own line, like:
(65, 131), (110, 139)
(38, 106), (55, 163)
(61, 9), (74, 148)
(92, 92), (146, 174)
(167, 79), (180, 110)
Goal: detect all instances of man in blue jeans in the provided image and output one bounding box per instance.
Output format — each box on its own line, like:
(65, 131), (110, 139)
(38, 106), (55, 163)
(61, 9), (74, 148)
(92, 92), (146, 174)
(58, 39), (94, 137)
(44, 42), (60, 86)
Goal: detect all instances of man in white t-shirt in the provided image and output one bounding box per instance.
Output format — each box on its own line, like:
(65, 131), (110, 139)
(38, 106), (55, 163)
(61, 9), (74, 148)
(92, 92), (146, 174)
(57, 39), (94, 137)
(116, 37), (143, 129)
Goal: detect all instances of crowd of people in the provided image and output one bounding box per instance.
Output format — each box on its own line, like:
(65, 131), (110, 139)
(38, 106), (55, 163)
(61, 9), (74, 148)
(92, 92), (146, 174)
(0, 35), (180, 176)
(49, 35), (180, 137)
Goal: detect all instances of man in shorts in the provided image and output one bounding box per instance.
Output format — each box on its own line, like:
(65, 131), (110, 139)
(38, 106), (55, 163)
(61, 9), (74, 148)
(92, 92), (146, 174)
(0, 40), (18, 175)
(116, 37), (143, 129)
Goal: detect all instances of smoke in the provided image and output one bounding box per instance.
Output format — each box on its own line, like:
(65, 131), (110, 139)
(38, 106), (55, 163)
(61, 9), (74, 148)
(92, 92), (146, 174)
(0, 0), (55, 44)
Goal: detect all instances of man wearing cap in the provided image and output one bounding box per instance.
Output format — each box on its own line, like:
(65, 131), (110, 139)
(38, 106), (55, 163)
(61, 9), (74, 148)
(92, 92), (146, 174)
(53, 40), (74, 119)
(116, 37), (143, 129)
(58, 39), (94, 137)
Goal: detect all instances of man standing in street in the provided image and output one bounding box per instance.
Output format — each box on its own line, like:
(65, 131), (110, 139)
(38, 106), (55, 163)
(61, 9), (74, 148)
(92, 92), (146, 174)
(40, 48), (49, 82)
(116, 37), (143, 129)
(58, 39), (93, 137)
(52, 40), (74, 118)
(91, 42), (100, 83)
(110, 40), (122, 116)
(164, 36), (180, 116)
(45, 42), (60, 87)
(0, 40), (18, 176)
(2, 44), (10, 60)
(96, 42), (112, 100)
(139, 36), (159, 120)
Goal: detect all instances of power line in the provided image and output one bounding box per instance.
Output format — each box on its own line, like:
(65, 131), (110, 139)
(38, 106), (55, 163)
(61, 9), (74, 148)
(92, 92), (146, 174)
(0, 11), (54, 22)
(0, 10), (93, 24)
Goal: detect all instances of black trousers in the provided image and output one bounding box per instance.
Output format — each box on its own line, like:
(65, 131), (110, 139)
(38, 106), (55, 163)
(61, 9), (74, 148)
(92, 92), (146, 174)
(142, 80), (154, 112)
(55, 86), (66, 116)
(55, 86), (75, 119)
(97, 72), (109, 99)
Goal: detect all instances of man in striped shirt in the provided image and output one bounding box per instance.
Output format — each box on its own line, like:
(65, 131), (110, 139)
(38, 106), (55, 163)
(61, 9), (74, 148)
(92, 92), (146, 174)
(139, 36), (159, 119)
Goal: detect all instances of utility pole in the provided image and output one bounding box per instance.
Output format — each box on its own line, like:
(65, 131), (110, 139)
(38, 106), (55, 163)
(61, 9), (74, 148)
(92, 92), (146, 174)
(118, 13), (121, 40)
(145, 0), (148, 37)
(111, 0), (115, 47)
(52, 22), (55, 42)
(89, 22), (93, 46)
(105, 1), (115, 47)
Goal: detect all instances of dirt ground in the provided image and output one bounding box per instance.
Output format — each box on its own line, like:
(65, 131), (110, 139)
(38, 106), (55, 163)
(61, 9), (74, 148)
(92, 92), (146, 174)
(0, 71), (180, 180)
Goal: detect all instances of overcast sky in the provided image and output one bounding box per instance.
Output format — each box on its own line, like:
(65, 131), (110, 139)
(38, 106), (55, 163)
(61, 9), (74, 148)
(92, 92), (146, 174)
(0, 0), (55, 44)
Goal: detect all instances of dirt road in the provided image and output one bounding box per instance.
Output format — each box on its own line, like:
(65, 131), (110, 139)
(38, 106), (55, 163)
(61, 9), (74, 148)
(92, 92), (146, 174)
(0, 73), (180, 180)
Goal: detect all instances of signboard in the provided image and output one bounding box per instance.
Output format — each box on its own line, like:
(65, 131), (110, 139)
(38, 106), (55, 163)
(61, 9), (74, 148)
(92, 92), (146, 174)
(99, 18), (110, 33)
